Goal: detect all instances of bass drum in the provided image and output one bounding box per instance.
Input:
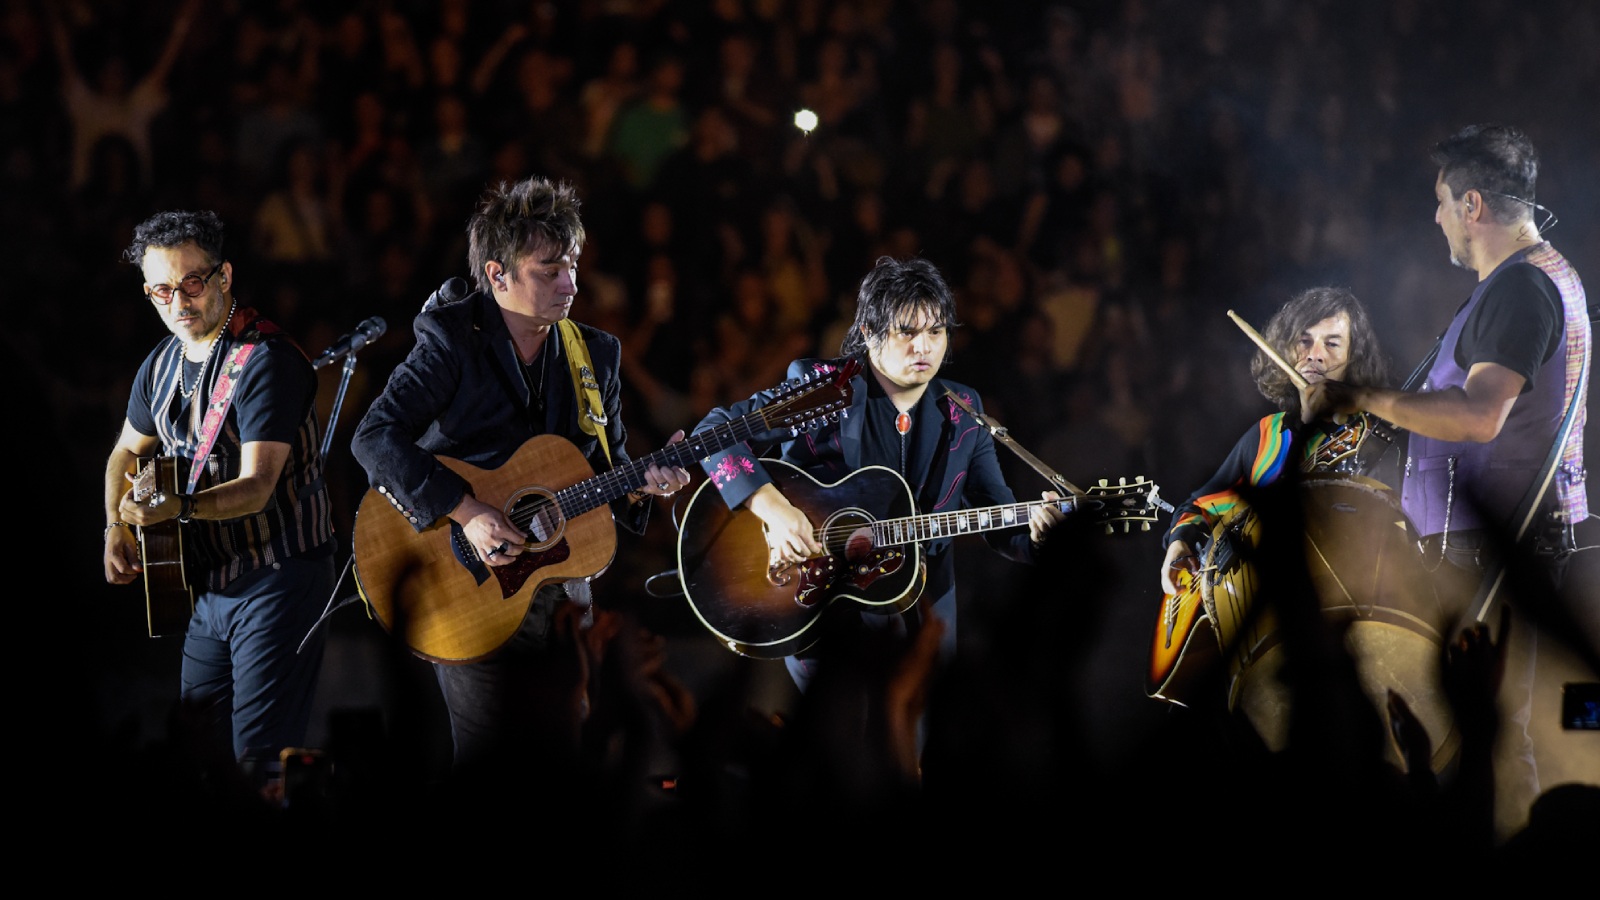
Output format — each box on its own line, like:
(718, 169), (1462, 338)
(1200, 475), (1460, 773)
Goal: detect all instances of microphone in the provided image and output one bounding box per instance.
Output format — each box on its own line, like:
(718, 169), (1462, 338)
(313, 317), (387, 370)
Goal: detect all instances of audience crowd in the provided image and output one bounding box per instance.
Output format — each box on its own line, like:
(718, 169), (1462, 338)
(11, 0), (1595, 879)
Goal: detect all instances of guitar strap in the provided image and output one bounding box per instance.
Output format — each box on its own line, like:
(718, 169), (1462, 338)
(557, 318), (611, 467)
(556, 318), (606, 627)
(941, 388), (1175, 513)
(185, 314), (274, 493)
(1468, 326), (1588, 622)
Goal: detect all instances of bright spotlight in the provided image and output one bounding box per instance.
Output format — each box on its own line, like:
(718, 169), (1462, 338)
(793, 109), (818, 134)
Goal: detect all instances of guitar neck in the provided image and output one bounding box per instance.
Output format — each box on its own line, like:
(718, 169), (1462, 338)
(551, 394), (828, 518)
(858, 497), (1076, 548)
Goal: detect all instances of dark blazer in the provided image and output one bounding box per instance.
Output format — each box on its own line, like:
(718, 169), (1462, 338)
(351, 286), (648, 536)
(694, 355), (1037, 653)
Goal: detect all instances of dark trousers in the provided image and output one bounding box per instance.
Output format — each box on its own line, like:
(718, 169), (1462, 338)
(180, 548), (336, 764)
(432, 583), (580, 780)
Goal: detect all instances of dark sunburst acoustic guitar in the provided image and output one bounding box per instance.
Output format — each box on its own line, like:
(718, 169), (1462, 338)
(678, 462), (1163, 658)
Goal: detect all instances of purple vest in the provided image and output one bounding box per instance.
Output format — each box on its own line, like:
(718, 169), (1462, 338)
(1402, 243), (1589, 538)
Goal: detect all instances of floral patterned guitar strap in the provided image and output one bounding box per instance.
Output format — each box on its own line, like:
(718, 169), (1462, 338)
(185, 314), (275, 493)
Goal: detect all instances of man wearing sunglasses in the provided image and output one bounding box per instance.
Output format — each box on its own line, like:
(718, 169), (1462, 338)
(102, 209), (336, 800)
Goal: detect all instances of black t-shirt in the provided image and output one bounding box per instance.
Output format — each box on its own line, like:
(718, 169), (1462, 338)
(130, 335), (314, 447)
(1455, 261), (1563, 392)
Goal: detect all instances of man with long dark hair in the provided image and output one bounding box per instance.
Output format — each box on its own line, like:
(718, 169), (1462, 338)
(1159, 285), (1394, 595)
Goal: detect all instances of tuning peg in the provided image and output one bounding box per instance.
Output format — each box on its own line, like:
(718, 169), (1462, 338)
(1099, 478), (1108, 487)
(1103, 524), (1114, 535)
(1141, 522), (1151, 531)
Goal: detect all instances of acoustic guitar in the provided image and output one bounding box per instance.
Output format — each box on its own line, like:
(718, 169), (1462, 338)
(677, 460), (1164, 658)
(1146, 566), (1219, 706)
(132, 456), (195, 637)
(352, 360), (860, 663)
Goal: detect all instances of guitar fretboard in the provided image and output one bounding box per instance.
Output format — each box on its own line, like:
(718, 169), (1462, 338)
(863, 498), (1077, 547)
(542, 367), (854, 521)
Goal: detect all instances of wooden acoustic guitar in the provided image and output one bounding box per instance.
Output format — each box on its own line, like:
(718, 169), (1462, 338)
(132, 456), (195, 637)
(351, 360), (860, 663)
(677, 460), (1164, 658)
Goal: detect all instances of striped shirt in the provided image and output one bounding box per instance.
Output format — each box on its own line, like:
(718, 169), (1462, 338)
(127, 310), (333, 590)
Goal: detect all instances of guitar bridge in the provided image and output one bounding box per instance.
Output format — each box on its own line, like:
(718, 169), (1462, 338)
(449, 525), (493, 587)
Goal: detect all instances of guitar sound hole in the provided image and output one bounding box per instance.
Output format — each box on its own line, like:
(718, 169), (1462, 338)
(509, 493), (562, 546)
(842, 528), (876, 561)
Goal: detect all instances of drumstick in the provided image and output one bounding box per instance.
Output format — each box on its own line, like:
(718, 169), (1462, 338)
(1227, 309), (1309, 390)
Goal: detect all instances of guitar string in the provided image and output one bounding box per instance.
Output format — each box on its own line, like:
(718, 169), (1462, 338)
(506, 399), (785, 530)
(801, 483), (1150, 546)
(808, 499), (1073, 545)
(500, 368), (851, 532)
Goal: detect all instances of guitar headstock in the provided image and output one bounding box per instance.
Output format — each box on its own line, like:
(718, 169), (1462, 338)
(1077, 475), (1170, 534)
(132, 458), (160, 506)
(132, 456), (178, 508)
(1309, 416), (1369, 469)
(759, 358), (861, 435)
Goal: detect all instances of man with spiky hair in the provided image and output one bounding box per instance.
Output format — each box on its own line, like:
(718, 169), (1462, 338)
(352, 175), (690, 780)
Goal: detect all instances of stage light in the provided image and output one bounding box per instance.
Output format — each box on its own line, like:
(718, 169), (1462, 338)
(794, 109), (818, 134)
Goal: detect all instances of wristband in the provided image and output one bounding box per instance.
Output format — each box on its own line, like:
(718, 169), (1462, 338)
(105, 522), (132, 537)
(178, 494), (197, 523)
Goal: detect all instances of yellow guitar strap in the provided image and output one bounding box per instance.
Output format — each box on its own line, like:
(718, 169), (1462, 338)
(557, 318), (611, 466)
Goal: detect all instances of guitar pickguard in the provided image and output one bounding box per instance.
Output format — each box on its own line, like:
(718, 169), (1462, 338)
(493, 543), (573, 598)
(446, 520), (573, 599)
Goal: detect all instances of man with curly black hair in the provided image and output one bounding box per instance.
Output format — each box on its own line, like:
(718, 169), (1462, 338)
(103, 209), (336, 794)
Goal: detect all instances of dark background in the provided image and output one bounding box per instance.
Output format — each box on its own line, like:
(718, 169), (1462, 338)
(9, 0), (1595, 811)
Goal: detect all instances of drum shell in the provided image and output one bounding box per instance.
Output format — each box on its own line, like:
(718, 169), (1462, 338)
(1200, 476), (1459, 772)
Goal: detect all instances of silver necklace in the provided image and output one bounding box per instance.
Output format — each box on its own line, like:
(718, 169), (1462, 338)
(175, 300), (236, 400)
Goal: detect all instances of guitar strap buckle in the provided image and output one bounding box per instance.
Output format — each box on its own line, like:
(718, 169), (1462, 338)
(565, 578), (594, 630)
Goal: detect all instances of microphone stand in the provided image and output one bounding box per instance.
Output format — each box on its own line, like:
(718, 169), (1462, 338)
(321, 351), (361, 459)
(301, 346), (373, 653)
